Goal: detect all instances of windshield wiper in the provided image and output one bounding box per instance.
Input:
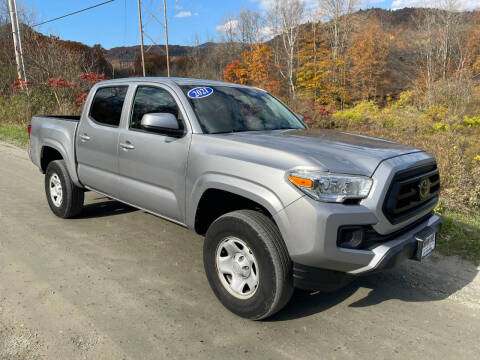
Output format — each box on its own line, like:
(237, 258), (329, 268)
(211, 127), (300, 134)
(211, 129), (244, 134)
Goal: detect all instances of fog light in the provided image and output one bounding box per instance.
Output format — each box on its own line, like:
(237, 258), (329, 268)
(337, 227), (365, 249)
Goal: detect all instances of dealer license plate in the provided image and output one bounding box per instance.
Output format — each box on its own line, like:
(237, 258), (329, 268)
(415, 228), (436, 260)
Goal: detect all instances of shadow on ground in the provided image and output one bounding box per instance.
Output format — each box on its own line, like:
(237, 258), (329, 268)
(74, 197), (137, 219)
(269, 257), (478, 321)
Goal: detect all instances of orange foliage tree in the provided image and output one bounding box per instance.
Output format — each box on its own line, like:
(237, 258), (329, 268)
(223, 43), (281, 95)
(223, 60), (248, 85)
(347, 18), (390, 101)
(465, 21), (480, 77)
(296, 23), (333, 105)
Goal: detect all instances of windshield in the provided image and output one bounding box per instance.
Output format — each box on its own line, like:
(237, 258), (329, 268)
(180, 85), (306, 134)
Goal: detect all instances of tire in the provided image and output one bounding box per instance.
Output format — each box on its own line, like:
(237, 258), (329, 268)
(204, 210), (294, 320)
(45, 160), (84, 218)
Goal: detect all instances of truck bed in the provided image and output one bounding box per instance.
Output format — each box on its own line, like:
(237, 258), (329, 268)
(29, 114), (81, 186)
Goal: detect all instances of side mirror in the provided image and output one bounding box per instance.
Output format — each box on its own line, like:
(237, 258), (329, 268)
(296, 113), (304, 122)
(141, 113), (183, 137)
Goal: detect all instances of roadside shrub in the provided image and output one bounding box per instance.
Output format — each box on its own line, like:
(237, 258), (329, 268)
(463, 115), (480, 127)
(426, 76), (476, 116)
(422, 105), (449, 123)
(469, 185), (480, 208)
(332, 101), (378, 126)
(433, 123), (450, 131)
(301, 103), (336, 128)
(391, 90), (416, 109)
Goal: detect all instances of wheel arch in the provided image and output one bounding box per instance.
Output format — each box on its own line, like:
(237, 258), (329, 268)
(189, 174), (285, 235)
(40, 139), (82, 187)
(40, 145), (64, 172)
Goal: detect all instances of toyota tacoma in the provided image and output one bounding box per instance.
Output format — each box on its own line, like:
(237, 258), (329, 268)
(28, 78), (442, 319)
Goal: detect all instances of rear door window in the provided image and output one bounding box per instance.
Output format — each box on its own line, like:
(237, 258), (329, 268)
(89, 86), (128, 127)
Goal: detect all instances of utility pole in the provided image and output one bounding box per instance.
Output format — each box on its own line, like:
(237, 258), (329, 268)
(8, 0), (27, 82)
(137, 0), (170, 77)
(137, 0), (146, 77)
(163, 0), (170, 77)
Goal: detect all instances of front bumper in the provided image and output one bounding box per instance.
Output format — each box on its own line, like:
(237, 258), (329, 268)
(292, 215), (442, 291)
(274, 193), (442, 274)
(347, 214), (442, 275)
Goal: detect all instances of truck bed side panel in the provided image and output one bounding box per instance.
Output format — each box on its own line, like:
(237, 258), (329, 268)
(29, 116), (82, 187)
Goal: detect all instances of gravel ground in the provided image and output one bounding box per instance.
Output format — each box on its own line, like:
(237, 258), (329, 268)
(0, 141), (479, 359)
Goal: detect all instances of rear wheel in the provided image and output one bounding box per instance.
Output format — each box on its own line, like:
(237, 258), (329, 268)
(45, 160), (84, 218)
(204, 210), (294, 320)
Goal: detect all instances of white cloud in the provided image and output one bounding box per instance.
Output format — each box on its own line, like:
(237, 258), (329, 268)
(250, 0), (319, 11)
(194, 12), (199, 16)
(175, 5), (183, 10)
(216, 19), (240, 33)
(259, 26), (274, 39)
(391, 0), (480, 10)
(175, 11), (192, 18)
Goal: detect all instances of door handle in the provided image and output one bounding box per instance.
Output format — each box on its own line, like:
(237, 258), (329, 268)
(120, 142), (135, 150)
(79, 134), (91, 142)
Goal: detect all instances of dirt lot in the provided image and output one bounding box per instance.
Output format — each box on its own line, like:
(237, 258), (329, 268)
(0, 141), (479, 360)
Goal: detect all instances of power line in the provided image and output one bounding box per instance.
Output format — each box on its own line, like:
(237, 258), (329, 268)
(32, 0), (115, 28)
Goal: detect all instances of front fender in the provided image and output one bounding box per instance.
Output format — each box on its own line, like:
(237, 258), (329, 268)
(186, 172), (294, 229)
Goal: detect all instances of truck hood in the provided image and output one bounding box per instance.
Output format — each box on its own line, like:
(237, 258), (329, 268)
(214, 129), (422, 176)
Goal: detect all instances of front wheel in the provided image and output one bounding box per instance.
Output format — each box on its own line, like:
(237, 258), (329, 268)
(203, 210), (294, 320)
(45, 160), (84, 218)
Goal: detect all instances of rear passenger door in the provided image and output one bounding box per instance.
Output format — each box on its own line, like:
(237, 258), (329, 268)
(117, 84), (191, 224)
(76, 85), (128, 197)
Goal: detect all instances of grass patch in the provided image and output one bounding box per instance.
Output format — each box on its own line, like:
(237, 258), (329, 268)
(437, 210), (480, 265)
(0, 123), (28, 147)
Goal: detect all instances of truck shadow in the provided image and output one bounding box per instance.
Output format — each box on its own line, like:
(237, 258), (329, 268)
(268, 256), (478, 321)
(75, 197), (138, 219)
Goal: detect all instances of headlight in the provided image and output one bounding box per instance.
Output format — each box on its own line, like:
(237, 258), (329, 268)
(288, 170), (373, 203)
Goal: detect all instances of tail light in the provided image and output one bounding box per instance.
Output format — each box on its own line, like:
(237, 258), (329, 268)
(28, 124), (31, 140)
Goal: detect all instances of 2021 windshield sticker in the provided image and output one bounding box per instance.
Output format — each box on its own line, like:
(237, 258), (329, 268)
(188, 87), (213, 99)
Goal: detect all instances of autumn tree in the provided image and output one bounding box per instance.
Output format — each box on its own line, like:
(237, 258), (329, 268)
(296, 23), (332, 104)
(318, 0), (357, 108)
(216, 8), (264, 73)
(223, 59), (247, 85)
(413, 1), (471, 112)
(238, 8), (264, 46)
(224, 43), (281, 95)
(266, 0), (304, 103)
(347, 17), (390, 101)
(243, 43), (281, 94)
(134, 53), (167, 76)
(465, 18), (480, 78)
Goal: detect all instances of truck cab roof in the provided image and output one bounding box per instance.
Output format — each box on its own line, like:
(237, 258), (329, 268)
(96, 77), (252, 89)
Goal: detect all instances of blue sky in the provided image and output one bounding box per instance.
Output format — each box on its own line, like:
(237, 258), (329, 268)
(21, 0), (443, 49)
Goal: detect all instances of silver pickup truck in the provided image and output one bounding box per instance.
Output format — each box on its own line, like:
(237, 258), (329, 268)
(28, 77), (442, 319)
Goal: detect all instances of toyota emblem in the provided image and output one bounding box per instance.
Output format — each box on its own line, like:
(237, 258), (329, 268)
(418, 178), (431, 200)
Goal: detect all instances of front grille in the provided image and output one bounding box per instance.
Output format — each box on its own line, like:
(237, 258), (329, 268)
(383, 163), (440, 224)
